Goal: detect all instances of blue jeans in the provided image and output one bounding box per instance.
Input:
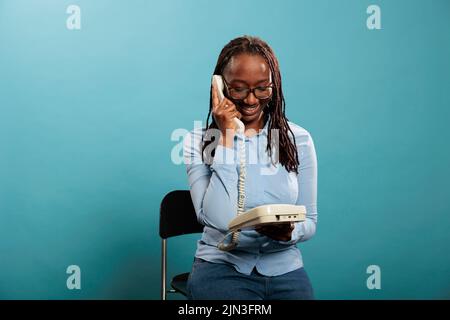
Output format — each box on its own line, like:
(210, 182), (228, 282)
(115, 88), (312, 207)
(186, 258), (314, 300)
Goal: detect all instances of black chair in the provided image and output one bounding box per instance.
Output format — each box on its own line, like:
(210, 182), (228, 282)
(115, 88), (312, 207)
(159, 190), (204, 300)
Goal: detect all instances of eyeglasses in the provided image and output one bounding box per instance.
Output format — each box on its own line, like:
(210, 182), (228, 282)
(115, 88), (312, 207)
(223, 79), (273, 100)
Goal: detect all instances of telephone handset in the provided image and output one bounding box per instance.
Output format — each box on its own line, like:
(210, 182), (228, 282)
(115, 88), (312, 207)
(211, 75), (306, 251)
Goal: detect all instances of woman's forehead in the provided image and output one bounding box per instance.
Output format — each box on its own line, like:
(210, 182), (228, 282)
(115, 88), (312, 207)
(224, 53), (271, 83)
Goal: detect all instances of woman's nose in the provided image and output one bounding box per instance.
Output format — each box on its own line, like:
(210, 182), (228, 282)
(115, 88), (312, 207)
(244, 91), (258, 106)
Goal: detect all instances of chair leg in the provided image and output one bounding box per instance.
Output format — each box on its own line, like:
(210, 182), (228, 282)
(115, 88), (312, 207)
(161, 239), (167, 300)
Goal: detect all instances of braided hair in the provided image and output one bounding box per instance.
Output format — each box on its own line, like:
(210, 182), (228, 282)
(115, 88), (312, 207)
(202, 35), (299, 174)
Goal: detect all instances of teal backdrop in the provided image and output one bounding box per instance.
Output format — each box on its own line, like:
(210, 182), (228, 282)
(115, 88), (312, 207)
(0, 0), (449, 299)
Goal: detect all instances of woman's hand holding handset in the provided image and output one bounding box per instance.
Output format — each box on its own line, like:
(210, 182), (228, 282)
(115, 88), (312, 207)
(211, 78), (242, 148)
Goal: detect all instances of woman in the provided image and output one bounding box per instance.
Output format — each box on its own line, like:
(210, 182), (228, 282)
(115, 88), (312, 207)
(183, 35), (318, 300)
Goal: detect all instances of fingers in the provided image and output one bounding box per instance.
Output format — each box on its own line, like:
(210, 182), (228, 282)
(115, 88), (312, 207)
(229, 110), (241, 120)
(255, 223), (294, 240)
(257, 223), (291, 231)
(212, 83), (233, 112)
(255, 225), (272, 234)
(215, 98), (237, 115)
(218, 97), (232, 109)
(211, 82), (219, 111)
(211, 89), (242, 134)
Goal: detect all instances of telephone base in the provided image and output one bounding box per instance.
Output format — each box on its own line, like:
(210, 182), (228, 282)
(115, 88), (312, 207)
(228, 204), (306, 232)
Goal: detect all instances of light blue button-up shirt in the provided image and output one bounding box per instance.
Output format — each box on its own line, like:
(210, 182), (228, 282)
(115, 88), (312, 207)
(183, 117), (318, 276)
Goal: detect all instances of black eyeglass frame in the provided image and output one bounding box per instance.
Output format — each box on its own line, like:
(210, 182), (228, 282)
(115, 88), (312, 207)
(222, 78), (273, 100)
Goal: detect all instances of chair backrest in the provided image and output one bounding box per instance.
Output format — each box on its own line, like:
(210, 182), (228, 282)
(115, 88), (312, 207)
(159, 190), (204, 239)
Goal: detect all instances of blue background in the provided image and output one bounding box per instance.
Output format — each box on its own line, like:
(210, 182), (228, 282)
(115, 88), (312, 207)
(0, 0), (449, 299)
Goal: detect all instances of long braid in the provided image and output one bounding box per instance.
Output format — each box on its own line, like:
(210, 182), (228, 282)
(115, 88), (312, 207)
(202, 36), (299, 173)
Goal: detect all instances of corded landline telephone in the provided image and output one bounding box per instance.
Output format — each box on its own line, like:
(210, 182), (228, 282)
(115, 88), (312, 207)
(211, 75), (306, 251)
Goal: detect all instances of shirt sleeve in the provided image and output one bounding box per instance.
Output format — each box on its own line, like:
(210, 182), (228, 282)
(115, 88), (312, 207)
(183, 130), (239, 232)
(277, 129), (318, 245)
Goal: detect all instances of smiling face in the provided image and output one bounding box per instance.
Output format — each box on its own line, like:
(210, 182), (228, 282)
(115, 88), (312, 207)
(223, 53), (272, 128)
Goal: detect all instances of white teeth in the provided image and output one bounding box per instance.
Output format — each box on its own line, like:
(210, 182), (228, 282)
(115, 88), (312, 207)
(240, 105), (259, 115)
